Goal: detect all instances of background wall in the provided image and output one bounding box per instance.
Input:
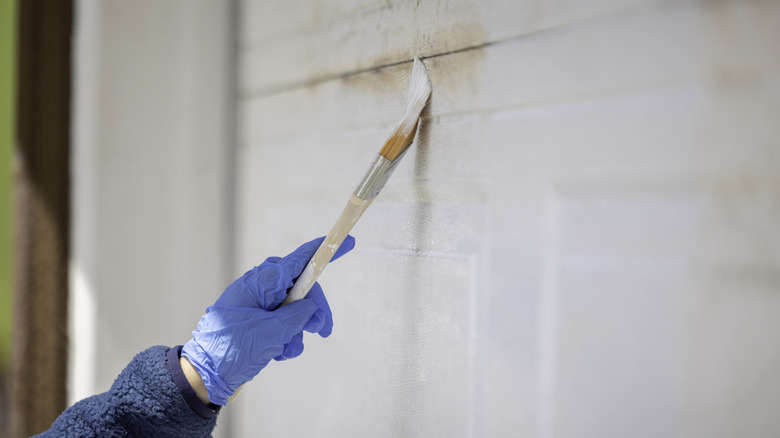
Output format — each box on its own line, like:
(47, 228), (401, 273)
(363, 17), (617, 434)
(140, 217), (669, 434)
(70, 4), (235, 437)
(72, 0), (780, 437)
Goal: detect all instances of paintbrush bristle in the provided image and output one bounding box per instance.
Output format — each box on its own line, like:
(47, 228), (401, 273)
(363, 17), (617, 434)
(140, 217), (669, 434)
(379, 57), (432, 161)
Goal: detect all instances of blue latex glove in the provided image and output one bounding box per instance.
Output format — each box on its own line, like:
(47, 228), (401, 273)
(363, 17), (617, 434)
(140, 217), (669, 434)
(182, 235), (355, 405)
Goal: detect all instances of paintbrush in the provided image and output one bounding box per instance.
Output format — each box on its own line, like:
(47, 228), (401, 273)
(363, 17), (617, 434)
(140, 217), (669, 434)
(281, 57), (432, 306)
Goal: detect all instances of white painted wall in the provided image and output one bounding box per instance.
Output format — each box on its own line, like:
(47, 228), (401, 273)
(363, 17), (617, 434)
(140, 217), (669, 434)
(234, 0), (780, 437)
(71, 0), (780, 437)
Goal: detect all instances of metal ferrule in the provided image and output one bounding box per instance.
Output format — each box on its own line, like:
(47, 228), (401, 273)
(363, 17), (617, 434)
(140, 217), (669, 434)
(353, 149), (411, 201)
(353, 154), (392, 201)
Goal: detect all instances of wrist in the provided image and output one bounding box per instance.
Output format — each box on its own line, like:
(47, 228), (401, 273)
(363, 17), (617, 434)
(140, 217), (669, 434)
(180, 355), (212, 406)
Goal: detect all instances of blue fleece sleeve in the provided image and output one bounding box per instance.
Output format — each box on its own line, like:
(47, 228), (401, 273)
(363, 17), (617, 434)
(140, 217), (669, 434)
(34, 346), (219, 437)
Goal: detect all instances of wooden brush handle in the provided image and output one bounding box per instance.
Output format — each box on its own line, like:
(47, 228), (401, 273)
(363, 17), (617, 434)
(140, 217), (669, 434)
(282, 194), (371, 305)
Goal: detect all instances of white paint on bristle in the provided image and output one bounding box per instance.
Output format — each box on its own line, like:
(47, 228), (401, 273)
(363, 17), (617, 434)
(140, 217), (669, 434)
(400, 57), (432, 134)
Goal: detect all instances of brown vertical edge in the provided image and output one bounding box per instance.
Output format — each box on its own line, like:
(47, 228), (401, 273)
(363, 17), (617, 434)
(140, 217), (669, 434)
(11, 1), (73, 436)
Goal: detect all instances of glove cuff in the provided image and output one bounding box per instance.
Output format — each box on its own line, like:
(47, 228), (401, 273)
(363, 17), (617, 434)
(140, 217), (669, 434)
(181, 339), (234, 406)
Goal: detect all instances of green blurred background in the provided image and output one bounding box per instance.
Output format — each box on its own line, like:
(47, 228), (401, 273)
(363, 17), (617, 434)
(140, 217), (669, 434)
(1, 0), (15, 378)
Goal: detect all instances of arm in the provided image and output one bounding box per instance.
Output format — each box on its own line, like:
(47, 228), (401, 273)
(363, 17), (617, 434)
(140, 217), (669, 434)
(35, 235), (354, 436)
(34, 346), (218, 438)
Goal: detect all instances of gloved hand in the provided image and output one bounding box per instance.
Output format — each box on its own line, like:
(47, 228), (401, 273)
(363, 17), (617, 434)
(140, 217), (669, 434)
(181, 235), (355, 405)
